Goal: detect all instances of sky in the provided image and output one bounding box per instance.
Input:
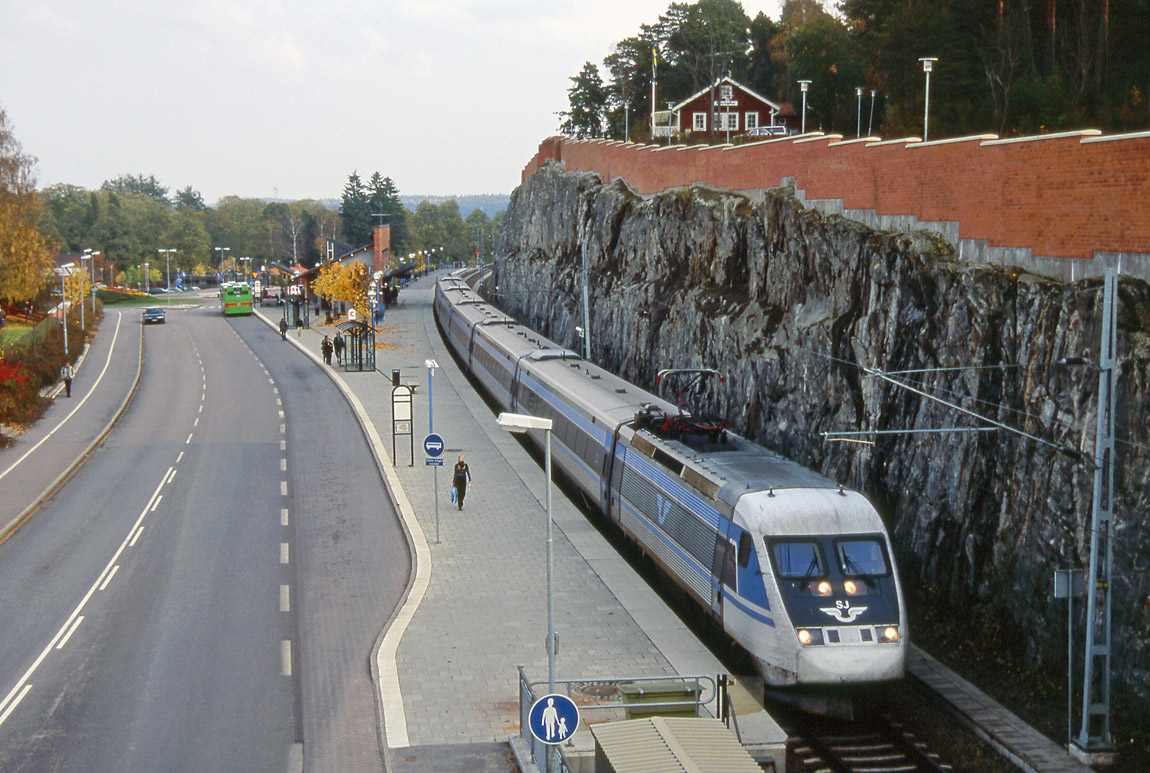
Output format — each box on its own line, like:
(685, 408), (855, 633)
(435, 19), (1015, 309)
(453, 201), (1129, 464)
(1, 0), (783, 205)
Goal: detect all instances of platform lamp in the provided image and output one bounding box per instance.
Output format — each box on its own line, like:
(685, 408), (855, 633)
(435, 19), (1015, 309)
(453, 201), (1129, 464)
(496, 413), (556, 697)
(798, 80), (811, 135)
(919, 57), (938, 141)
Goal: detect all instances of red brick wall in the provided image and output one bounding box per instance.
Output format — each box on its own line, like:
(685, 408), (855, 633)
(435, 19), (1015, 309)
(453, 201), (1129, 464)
(521, 131), (1150, 261)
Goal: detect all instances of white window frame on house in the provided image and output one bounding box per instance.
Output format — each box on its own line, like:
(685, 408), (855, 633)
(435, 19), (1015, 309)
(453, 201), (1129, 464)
(718, 111), (739, 131)
(745, 112), (759, 130)
(693, 112), (707, 131)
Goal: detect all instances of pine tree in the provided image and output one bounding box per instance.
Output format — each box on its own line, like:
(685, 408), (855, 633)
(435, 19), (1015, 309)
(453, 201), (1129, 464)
(340, 171), (371, 246)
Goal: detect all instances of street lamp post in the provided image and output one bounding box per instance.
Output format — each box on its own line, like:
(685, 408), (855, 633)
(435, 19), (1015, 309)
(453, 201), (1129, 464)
(55, 264), (75, 357)
(868, 89), (877, 136)
(856, 86), (864, 138)
(919, 57), (938, 141)
(798, 80), (811, 135)
(144, 261), (150, 294)
(78, 253), (89, 331)
(214, 246), (230, 282)
(496, 412), (556, 698)
(158, 249), (176, 305)
(88, 250), (100, 317)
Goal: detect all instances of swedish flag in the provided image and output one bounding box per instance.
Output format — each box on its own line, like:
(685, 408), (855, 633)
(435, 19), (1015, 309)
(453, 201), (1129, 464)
(652, 48), (657, 81)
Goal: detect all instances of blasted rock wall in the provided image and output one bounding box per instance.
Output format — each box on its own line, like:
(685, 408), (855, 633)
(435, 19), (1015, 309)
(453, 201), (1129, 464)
(492, 161), (1150, 698)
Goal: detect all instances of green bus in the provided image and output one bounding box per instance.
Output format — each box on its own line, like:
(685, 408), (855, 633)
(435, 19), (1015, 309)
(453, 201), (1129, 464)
(221, 283), (254, 316)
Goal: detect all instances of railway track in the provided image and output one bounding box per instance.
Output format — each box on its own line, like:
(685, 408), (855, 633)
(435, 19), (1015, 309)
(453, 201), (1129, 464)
(783, 708), (953, 773)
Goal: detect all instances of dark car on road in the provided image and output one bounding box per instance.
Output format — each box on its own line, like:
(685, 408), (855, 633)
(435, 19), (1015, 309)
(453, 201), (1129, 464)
(143, 307), (166, 325)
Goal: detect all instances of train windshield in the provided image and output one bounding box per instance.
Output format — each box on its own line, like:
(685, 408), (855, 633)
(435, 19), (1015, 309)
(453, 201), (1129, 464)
(770, 541), (825, 579)
(835, 538), (889, 577)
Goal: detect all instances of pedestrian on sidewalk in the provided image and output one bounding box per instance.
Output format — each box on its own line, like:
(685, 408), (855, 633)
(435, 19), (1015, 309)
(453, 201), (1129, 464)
(321, 336), (333, 365)
(333, 335), (345, 365)
(453, 454), (471, 510)
(279, 317), (288, 340)
(61, 363), (74, 397)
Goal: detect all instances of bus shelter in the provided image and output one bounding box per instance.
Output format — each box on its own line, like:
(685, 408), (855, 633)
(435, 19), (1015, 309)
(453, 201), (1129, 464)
(285, 296), (310, 329)
(335, 320), (375, 372)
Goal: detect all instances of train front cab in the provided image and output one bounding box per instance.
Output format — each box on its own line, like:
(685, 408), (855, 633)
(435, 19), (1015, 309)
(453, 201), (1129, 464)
(732, 488), (908, 686)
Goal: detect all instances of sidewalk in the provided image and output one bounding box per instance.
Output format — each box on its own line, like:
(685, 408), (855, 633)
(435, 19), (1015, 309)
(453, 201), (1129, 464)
(0, 310), (142, 540)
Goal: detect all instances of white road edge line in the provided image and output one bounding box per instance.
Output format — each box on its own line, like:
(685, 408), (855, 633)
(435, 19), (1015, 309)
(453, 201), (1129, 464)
(0, 314), (124, 484)
(55, 616), (84, 650)
(129, 526), (144, 547)
(99, 565), (120, 591)
(0, 685), (31, 728)
(0, 473), (167, 721)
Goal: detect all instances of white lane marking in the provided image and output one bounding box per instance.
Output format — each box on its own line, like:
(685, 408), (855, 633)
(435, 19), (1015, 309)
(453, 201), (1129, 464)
(193, 418), (199, 427)
(280, 440), (286, 451)
(281, 509), (289, 526)
(163, 466), (175, 485)
(276, 398), (282, 407)
(150, 495), (162, 513)
(281, 641), (292, 676)
(99, 565), (120, 591)
(280, 543), (289, 564)
(278, 410), (284, 419)
(167, 469), (177, 485)
(0, 473), (166, 723)
(176, 451), (184, 464)
(129, 526), (144, 547)
(186, 433), (193, 445)
(0, 314), (124, 484)
(280, 481), (288, 496)
(280, 459), (287, 472)
(198, 405), (203, 413)
(280, 585), (290, 612)
(279, 424), (285, 434)
(273, 388), (279, 395)
(55, 617), (84, 650)
(0, 685), (31, 728)
(268, 378), (275, 385)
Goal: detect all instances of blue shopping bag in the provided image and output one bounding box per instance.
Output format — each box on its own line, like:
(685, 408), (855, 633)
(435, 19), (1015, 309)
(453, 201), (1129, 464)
(450, 485), (457, 504)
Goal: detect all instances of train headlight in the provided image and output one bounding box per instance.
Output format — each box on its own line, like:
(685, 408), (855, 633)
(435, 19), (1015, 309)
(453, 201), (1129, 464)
(844, 579), (858, 595)
(876, 625), (900, 643)
(814, 580), (832, 596)
(797, 628), (825, 646)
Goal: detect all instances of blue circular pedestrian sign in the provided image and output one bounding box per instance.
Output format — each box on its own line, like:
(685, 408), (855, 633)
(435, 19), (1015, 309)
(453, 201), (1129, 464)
(423, 433), (444, 457)
(528, 693), (579, 745)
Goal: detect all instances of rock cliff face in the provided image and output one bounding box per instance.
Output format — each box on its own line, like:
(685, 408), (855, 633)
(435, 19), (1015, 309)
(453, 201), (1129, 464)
(493, 161), (1150, 698)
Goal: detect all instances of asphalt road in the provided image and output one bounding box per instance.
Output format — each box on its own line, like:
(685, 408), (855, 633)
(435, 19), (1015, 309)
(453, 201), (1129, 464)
(0, 303), (407, 770)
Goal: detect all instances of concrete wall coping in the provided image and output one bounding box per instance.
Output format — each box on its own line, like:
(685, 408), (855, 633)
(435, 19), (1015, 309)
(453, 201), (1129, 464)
(1082, 128), (1150, 144)
(982, 129), (1102, 146)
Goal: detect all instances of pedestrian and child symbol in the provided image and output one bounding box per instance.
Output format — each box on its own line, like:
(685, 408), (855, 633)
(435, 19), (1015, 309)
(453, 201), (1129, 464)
(527, 693), (579, 745)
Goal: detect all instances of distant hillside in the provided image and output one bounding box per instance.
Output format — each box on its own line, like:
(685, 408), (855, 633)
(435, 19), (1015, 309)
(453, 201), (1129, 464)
(402, 194), (509, 218)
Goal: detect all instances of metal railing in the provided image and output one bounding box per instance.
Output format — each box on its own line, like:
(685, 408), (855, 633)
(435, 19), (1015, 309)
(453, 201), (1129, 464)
(517, 666), (716, 772)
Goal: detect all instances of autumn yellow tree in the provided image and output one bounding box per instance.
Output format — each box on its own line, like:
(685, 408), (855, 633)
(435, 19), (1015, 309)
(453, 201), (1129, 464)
(313, 260), (370, 319)
(0, 105), (52, 304)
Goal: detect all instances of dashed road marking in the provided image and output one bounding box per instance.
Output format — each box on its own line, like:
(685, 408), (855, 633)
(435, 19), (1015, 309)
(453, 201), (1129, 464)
(99, 565), (120, 591)
(55, 617), (84, 650)
(281, 640), (292, 676)
(280, 543), (289, 564)
(280, 585), (290, 612)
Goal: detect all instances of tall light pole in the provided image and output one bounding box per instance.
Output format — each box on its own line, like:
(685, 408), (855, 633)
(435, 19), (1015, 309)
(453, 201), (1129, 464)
(496, 413), (556, 700)
(868, 89), (877, 136)
(919, 57), (937, 141)
(856, 86), (864, 138)
(87, 250), (100, 317)
(144, 261), (150, 294)
(55, 264), (75, 357)
(79, 252), (90, 331)
(158, 249), (176, 305)
(214, 246), (230, 281)
(798, 80), (811, 135)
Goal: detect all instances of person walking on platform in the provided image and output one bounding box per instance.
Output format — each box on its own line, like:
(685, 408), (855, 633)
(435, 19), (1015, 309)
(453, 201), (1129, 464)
(279, 316), (288, 340)
(333, 335), (345, 365)
(321, 336), (333, 365)
(453, 454), (471, 511)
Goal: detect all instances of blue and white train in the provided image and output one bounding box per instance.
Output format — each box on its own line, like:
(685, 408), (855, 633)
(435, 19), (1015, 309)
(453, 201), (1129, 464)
(434, 271), (908, 689)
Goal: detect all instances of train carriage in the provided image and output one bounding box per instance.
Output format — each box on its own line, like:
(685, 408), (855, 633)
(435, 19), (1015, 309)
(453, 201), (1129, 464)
(435, 270), (907, 690)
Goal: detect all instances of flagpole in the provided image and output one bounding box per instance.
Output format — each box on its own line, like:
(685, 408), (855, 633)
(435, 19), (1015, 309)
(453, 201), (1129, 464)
(650, 47), (657, 141)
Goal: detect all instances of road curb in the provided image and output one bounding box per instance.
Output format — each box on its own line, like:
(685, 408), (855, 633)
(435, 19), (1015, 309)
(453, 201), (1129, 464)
(252, 309), (429, 763)
(1, 312), (144, 544)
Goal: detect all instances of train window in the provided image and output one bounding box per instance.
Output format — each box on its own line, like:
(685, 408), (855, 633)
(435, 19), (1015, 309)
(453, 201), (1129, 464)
(770, 540), (826, 579)
(737, 532), (753, 568)
(835, 539), (888, 577)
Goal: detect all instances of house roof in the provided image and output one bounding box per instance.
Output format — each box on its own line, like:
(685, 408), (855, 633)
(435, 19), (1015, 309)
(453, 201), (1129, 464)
(671, 76), (781, 114)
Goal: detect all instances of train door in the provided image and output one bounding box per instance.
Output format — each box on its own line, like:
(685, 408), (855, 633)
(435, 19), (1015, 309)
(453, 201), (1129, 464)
(710, 522), (736, 619)
(733, 528), (771, 613)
